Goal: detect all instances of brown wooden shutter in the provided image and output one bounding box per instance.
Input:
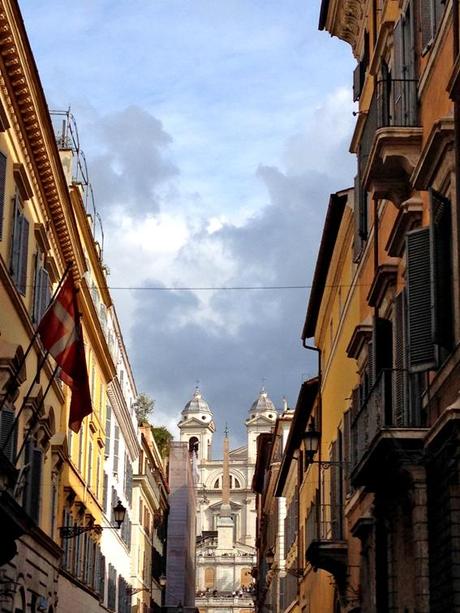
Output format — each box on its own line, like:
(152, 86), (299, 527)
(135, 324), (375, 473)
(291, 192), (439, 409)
(0, 153), (6, 241)
(430, 188), (453, 351)
(406, 227), (436, 371)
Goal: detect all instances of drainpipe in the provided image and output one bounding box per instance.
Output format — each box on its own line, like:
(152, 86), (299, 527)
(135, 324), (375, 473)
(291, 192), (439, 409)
(302, 342), (322, 539)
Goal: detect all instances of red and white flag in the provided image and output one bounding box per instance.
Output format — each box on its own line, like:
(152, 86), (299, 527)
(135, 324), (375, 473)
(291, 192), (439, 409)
(37, 274), (92, 433)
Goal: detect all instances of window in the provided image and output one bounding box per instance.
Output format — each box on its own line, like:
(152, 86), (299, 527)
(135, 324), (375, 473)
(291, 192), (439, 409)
(406, 190), (454, 373)
(421, 0), (447, 52)
(10, 192), (29, 295)
(0, 407), (17, 463)
(87, 441), (93, 489)
(105, 404), (112, 457)
(23, 438), (42, 524)
(32, 250), (50, 323)
(0, 152), (6, 241)
(189, 436), (199, 454)
(113, 424), (120, 473)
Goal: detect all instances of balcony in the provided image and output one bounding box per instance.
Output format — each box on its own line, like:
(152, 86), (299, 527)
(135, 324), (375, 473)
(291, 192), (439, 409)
(358, 78), (422, 206)
(305, 503), (347, 592)
(351, 369), (428, 487)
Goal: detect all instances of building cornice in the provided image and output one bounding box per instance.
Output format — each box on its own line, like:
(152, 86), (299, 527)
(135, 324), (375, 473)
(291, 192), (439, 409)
(0, 2), (82, 274)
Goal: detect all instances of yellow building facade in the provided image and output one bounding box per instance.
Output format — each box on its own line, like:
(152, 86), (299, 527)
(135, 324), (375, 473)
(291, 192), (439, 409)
(0, 2), (138, 612)
(295, 0), (460, 610)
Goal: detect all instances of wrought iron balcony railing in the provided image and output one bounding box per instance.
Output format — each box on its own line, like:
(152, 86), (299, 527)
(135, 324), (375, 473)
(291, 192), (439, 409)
(359, 78), (419, 177)
(351, 368), (424, 471)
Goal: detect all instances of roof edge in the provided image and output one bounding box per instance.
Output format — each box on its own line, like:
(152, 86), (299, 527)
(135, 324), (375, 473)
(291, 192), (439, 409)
(301, 191), (348, 341)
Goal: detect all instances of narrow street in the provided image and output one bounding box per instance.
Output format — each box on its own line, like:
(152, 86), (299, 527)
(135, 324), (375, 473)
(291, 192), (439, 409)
(0, 1), (460, 612)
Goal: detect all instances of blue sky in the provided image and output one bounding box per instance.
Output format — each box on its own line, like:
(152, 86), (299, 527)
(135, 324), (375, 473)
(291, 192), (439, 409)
(20, 0), (356, 448)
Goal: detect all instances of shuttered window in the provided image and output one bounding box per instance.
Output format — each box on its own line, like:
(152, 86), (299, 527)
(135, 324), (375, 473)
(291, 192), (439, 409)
(87, 441), (93, 489)
(406, 227), (436, 371)
(393, 291), (409, 426)
(107, 564), (117, 610)
(0, 408), (17, 463)
(10, 194), (30, 296)
(32, 252), (51, 324)
(353, 173), (367, 262)
(105, 403), (111, 457)
(113, 423), (120, 473)
(103, 472), (108, 513)
(23, 440), (42, 524)
(342, 409), (352, 494)
(420, 0), (447, 51)
(0, 152), (6, 240)
(430, 188), (453, 353)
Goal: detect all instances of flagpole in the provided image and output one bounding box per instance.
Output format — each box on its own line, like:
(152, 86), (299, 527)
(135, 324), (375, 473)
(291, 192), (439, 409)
(13, 362), (60, 466)
(0, 262), (72, 415)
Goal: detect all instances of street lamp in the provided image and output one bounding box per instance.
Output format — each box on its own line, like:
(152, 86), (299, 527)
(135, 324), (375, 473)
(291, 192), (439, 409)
(303, 425), (320, 462)
(159, 574), (167, 587)
(59, 500), (127, 539)
(113, 500), (127, 528)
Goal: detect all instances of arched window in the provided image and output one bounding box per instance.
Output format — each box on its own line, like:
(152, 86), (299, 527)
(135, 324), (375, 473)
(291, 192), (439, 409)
(204, 567), (215, 588)
(189, 437), (199, 455)
(213, 477), (220, 488)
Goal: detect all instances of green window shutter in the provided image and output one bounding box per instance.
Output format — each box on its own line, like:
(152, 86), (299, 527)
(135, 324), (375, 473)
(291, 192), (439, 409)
(430, 188), (453, 351)
(0, 152), (6, 241)
(18, 214), (29, 295)
(406, 227), (436, 371)
(103, 472), (108, 513)
(105, 404), (111, 457)
(0, 408), (17, 463)
(39, 267), (50, 321)
(10, 195), (21, 280)
(393, 290), (409, 426)
(113, 424), (119, 473)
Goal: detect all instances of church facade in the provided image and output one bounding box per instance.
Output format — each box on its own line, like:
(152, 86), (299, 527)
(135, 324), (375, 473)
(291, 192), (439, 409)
(178, 388), (278, 613)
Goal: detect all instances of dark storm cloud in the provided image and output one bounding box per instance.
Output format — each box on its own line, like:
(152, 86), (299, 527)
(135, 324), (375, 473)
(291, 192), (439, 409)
(129, 156), (354, 448)
(89, 106), (178, 217)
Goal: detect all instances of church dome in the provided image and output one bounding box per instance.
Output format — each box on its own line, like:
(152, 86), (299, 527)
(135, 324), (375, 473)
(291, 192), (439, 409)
(248, 388), (277, 420)
(181, 386), (213, 419)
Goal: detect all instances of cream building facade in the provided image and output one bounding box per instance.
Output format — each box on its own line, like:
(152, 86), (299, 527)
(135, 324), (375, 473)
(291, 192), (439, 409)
(178, 387), (278, 613)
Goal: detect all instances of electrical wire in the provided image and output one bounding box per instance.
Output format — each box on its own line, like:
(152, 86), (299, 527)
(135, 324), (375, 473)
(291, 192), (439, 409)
(64, 283), (373, 291)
